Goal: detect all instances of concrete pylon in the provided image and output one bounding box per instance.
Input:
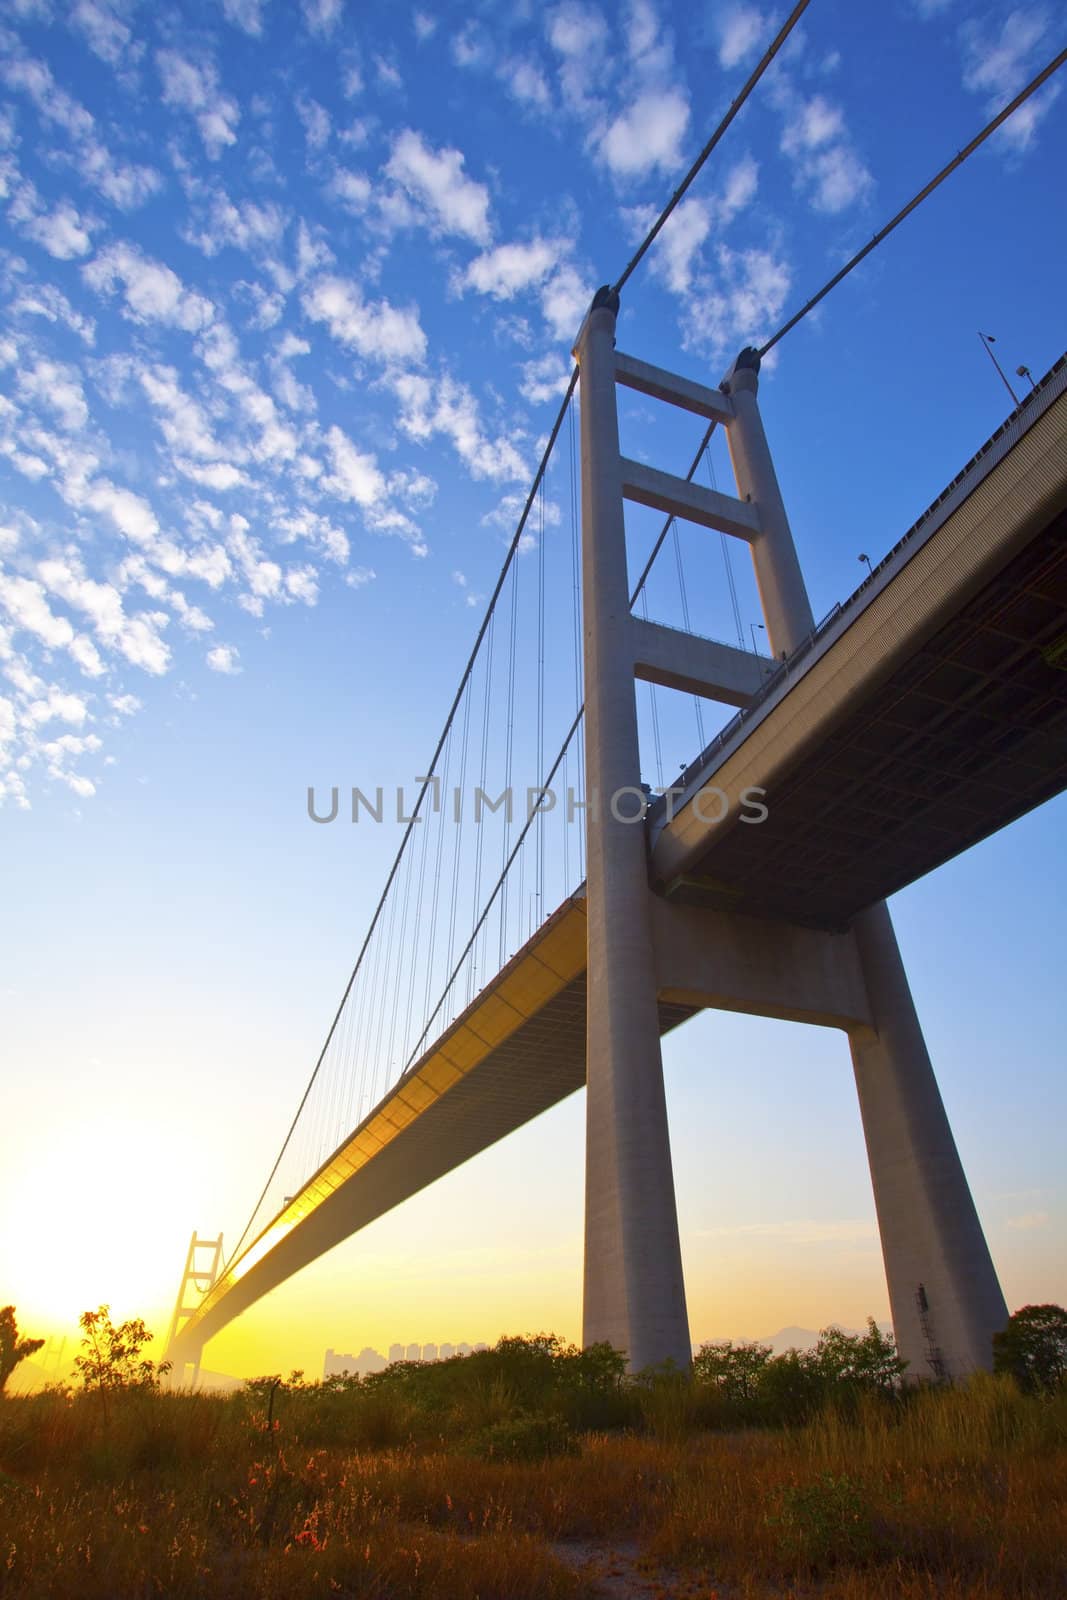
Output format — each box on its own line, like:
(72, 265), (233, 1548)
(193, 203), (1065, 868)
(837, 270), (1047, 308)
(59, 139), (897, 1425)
(722, 351), (1007, 1373)
(721, 350), (814, 656)
(573, 289), (691, 1372)
(849, 904), (1008, 1377)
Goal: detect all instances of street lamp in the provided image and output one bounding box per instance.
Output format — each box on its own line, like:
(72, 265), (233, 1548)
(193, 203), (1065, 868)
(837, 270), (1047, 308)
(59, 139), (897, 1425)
(858, 553), (874, 579)
(1016, 364), (1038, 393)
(749, 621), (765, 654)
(978, 332), (1020, 405)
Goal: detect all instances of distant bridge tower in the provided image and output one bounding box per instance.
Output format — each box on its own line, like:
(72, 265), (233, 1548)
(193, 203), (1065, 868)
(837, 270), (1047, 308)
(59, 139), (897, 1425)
(572, 287), (1008, 1377)
(165, 1231), (224, 1388)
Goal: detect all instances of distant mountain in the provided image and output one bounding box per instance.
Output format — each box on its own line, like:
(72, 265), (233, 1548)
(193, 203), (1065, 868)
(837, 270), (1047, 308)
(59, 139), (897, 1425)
(694, 1322), (894, 1356)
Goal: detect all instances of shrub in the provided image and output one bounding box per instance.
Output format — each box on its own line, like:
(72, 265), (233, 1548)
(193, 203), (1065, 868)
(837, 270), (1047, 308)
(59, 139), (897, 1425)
(465, 1411), (580, 1463)
(768, 1471), (875, 1570)
(994, 1304), (1067, 1395)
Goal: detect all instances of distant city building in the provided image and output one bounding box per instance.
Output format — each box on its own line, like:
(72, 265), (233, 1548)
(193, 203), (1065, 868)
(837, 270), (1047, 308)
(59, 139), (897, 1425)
(324, 1338), (484, 1375)
(323, 1346), (387, 1380)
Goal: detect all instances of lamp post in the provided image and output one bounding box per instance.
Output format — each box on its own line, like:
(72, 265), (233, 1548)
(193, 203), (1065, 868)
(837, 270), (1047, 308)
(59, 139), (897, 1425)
(749, 621), (765, 654)
(859, 553), (874, 580)
(978, 332), (1020, 405)
(1016, 364), (1038, 394)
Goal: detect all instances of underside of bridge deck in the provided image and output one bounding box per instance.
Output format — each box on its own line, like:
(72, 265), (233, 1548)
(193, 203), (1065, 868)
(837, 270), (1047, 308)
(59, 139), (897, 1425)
(658, 505), (1067, 930)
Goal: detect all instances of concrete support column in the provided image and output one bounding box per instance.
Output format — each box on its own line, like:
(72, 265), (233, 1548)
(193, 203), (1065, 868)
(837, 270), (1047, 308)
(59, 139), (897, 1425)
(722, 351), (814, 657)
(573, 289), (691, 1372)
(849, 901), (1008, 1378)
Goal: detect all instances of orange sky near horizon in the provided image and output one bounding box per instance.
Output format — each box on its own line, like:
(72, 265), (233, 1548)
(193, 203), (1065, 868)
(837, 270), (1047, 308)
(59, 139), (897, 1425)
(6, 1008), (1064, 1388)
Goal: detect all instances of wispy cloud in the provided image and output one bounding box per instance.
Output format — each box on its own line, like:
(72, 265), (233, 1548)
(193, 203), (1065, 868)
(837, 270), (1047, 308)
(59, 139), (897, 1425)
(385, 129), (493, 244)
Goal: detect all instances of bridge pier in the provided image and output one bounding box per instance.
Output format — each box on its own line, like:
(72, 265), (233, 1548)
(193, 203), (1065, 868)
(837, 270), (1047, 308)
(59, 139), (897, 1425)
(572, 293), (1007, 1379)
(575, 289), (691, 1372)
(849, 902), (1008, 1377)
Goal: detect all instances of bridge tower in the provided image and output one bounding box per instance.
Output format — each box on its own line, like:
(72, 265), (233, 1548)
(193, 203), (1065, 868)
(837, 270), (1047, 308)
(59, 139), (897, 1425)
(572, 288), (1007, 1377)
(164, 1231), (224, 1388)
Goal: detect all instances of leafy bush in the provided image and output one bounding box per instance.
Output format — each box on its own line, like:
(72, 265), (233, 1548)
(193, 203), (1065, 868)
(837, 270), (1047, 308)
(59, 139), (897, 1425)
(768, 1471), (875, 1569)
(994, 1304), (1067, 1395)
(465, 1411), (580, 1463)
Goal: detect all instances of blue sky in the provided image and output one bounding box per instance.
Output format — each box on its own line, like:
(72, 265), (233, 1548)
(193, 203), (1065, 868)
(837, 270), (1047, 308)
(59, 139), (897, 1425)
(1, 0), (1064, 1373)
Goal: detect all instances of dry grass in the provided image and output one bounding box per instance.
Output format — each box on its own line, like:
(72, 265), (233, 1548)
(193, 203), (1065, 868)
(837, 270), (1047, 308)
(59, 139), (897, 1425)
(1, 1376), (1064, 1598)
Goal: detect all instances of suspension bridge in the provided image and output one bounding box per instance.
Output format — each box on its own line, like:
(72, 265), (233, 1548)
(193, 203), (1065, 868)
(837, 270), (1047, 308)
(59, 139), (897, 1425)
(165, 21), (1067, 1385)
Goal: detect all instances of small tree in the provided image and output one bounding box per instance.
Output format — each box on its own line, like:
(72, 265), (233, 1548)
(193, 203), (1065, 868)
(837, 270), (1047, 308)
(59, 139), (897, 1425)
(0, 1306), (44, 1395)
(74, 1305), (170, 1403)
(809, 1319), (906, 1395)
(993, 1304), (1067, 1395)
(692, 1339), (773, 1405)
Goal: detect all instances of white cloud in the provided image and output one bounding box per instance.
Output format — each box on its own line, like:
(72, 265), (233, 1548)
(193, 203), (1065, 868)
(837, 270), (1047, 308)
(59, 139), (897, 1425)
(413, 10), (437, 42)
(719, 154), (759, 224)
(296, 95), (332, 151)
(391, 370), (528, 483)
(779, 92), (872, 213)
(0, 571), (78, 650)
(138, 363), (225, 460)
(546, 2), (609, 112)
(633, 196), (710, 294)
(83, 241), (215, 330)
(322, 424), (387, 507)
(37, 556), (172, 675)
(222, 0), (267, 35)
(206, 643), (241, 673)
(329, 167), (372, 213)
(460, 238), (566, 300)
(386, 129), (492, 244)
(8, 183), (97, 259)
(17, 358), (90, 431)
(185, 190), (288, 259)
(1, 44), (161, 208)
(716, 4), (770, 69)
(302, 0), (343, 36)
(69, 0), (133, 64)
(520, 353), (573, 404)
(685, 244), (791, 360)
(157, 49), (241, 158)
(540, 263), (592, 341)
(961, 8), (1061, 150)
(599, 88), (690, 178)
(82, 478), (160, 547)
(802, 145), (872, 212)
(273, 506), (349, 564)
(302, 274), (427, 363)
(780, 94), (846, 156)
(11, 284), (96, 345)
(285, 565), (319, 604)
(502, 57), (551, 110)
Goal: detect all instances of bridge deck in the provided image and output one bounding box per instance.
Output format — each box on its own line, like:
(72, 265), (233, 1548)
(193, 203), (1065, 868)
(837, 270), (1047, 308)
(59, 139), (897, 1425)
(170, 894), (694, 1360)
(651, 358), (1067, 927)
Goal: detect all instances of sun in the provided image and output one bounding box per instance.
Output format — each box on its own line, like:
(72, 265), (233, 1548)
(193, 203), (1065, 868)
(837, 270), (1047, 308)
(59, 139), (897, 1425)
(0, 1112), (195, 1341)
